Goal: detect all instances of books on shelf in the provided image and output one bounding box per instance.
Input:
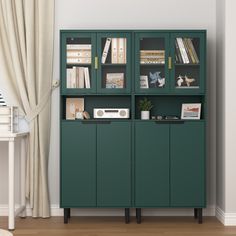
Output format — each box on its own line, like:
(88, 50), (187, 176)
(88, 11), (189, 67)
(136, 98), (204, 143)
(140, 50), (165, 64)
(66, 98), (84, 120)
(67, 44), (92, 64)
(175, 38), (199, 64)
(66, 67), (90, 89)
(0, 93), (6, 106)
(105, 38), (126, 64)
(106, 73), (124, 88)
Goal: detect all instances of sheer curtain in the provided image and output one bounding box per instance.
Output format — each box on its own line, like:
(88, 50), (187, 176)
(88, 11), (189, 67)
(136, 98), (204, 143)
(0, 0), (55, 217)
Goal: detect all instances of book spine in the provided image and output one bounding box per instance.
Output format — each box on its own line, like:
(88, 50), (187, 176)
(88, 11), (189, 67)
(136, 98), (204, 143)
(183, 38), (193, 63)
(188, 38), (199, 63)
(84, 67), (91, 88)
(118, 38), (126, 64)
(78, 67), (85, 88)
(111, 38), (118, 63)
(185, 38), (196, 64)
(175, 40), (183, 63)
(67, 58), (91, 64)
(101, 38), (111, 64)
(72, 67), (77, 88)
(67, 44), (91, 50)
(66, 68), (72, 88)
(67, 50), (91, 58)
(177, 38), (189, 64)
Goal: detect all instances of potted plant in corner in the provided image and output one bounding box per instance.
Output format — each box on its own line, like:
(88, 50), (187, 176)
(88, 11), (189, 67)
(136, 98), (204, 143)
(138, 97), (153, 120)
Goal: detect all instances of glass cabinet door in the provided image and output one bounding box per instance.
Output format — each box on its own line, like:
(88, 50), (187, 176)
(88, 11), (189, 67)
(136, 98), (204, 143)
(170, 32), (205, 94)
(97, 32), (131, 93)
(135, 33), (170, 93)
(61, 32), (97, 94)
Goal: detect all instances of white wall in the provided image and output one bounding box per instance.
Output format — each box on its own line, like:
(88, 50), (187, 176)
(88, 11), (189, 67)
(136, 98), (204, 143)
(1, 0), (217, 215)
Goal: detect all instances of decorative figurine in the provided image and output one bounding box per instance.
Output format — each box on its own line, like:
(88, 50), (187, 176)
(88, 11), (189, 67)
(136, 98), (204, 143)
(185, 75), (195, 87)
(158, 77), (165, 87)
(149, 71), (164, 88)
(177, 75), (184, 87)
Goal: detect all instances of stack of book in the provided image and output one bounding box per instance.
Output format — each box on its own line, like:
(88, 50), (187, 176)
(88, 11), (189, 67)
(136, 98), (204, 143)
(67, 44), (91, 64)
(0, 106), (18, 133)
(175, 38), (199, 64)
(140, 50), (165, 64)
(101, 38), (126, 64)
(0, 93), (6, 106)
(66, 67), (90, 89)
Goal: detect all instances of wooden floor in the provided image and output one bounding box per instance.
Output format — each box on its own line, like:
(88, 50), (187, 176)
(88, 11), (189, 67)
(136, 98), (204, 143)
(0, 216), (236, 236)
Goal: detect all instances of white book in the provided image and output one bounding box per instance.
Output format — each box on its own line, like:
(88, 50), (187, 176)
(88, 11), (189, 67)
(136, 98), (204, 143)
(67, 50), (91, 58)
(67, 58), (91, 64)
(71, 67), (77, 88)
(84, 67), (90, 89)
(118, 38), (126, 64)
(67, 44), (91, 50)
(177, 38), (189, 64)
(78, 67), (85, 88)
(111, 38), (118, 63)
(66, 68), (72, 88)
(101, 38), (111, 64)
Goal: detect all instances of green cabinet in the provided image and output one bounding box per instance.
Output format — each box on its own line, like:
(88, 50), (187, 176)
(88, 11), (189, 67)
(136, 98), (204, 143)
(60, 29), (207, 224)
(97, 122), (131, 206)
(135, 122), (169, 206)
(170, 121), (205, 206)
(61, 122), (96, 207)
(134, 121), (205, 208)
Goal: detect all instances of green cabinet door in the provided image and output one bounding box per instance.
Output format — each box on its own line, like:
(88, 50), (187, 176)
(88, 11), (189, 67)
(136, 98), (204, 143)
(135, 122), (169, 206)
(170, 121), (205, 207)
(97, 122), (131, 207)
(61, 122), (96, 207)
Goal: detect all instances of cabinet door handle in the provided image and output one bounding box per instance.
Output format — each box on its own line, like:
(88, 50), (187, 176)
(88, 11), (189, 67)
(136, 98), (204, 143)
(82, 120), (111, 124)
(155, 120), (185, 124)
(95, 56), (98, 69)
(168, 56), (172, 69)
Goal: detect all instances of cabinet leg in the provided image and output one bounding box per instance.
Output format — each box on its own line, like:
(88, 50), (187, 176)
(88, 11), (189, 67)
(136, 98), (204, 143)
(136, 208), (141, 224)
(125, 208), (130, 224)
(194, 208), (198, 219)
(64, 208), (70, 224)
(198, 208), (203, 224)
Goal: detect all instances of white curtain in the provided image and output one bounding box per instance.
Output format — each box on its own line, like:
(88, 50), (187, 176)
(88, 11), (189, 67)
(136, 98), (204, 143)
(0, 0), (55, 217)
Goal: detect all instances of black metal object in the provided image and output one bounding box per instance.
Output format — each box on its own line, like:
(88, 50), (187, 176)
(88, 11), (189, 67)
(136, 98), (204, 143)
(193, 208), (203, 224)
(136, 208), (142, 224)
(125, 208), (130, 224)
(194, 208), (198, 219)
(64, 208), (70, 224)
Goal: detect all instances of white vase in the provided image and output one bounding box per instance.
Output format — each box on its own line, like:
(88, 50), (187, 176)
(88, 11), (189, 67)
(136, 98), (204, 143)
(141, 111), (150, 120)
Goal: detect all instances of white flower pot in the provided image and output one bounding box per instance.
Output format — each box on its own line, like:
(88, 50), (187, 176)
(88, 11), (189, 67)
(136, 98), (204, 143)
(141, 111), (150, 120)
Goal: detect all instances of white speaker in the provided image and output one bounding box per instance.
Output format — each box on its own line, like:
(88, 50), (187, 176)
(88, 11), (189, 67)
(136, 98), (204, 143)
(94, 108), (129, 118)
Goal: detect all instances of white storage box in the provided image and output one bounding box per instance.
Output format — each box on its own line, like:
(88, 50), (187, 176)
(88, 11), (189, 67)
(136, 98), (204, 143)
(0, 106), (18, 133)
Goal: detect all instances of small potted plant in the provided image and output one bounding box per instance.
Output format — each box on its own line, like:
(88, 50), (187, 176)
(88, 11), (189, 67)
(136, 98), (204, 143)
(138, 97), (153, 120)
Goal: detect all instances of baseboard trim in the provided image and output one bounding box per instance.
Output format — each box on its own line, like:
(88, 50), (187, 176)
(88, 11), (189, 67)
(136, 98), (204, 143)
(0, 204), (215, 217)
(216, 206), (236, 226)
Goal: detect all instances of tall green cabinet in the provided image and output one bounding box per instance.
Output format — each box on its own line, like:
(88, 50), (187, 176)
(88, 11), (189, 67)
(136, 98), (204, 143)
(60, 30), (206, 224)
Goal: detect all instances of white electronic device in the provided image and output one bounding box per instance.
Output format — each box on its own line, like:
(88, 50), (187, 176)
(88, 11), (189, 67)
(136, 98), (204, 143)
(93, 108), (130, 119)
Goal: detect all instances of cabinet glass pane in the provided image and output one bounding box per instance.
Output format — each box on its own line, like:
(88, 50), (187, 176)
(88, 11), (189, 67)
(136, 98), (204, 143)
(100, 37), (127, 89)
(139, 37), (166, 89)
(174, 37), (200, 89)
(66, 37), (92, 89)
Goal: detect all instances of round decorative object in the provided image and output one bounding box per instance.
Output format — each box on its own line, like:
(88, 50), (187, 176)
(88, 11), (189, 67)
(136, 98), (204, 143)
(0, 229), (13, 236)
(141, 111), (150, 120)
(97, 110), (104, 117)
(119, 110), (127, 117)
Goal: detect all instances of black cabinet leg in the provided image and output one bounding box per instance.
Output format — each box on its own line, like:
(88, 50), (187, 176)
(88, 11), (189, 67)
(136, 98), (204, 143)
(125, 208), (130, 224)
(198, 208), (203, 224)
(68, 208), (71, 218)
(194, 208), (198, 219)
(64, 208), (70, 224)
(136, 208), (141, 224)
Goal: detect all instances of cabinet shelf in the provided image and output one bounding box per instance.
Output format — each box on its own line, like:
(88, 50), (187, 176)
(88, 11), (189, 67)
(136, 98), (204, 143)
(101, 63), (127, 66)
(175, 63), (200, 66)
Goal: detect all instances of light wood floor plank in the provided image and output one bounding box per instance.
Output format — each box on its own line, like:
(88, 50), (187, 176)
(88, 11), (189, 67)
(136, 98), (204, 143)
(0, 217), (235, 236)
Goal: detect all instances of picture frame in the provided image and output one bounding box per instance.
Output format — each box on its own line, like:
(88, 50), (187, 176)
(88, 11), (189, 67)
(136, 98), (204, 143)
(140, 75), (149, 89)
(66, 98), (84, 120)
(181, 103), (201, 120)
(106, 73), (124, 88)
